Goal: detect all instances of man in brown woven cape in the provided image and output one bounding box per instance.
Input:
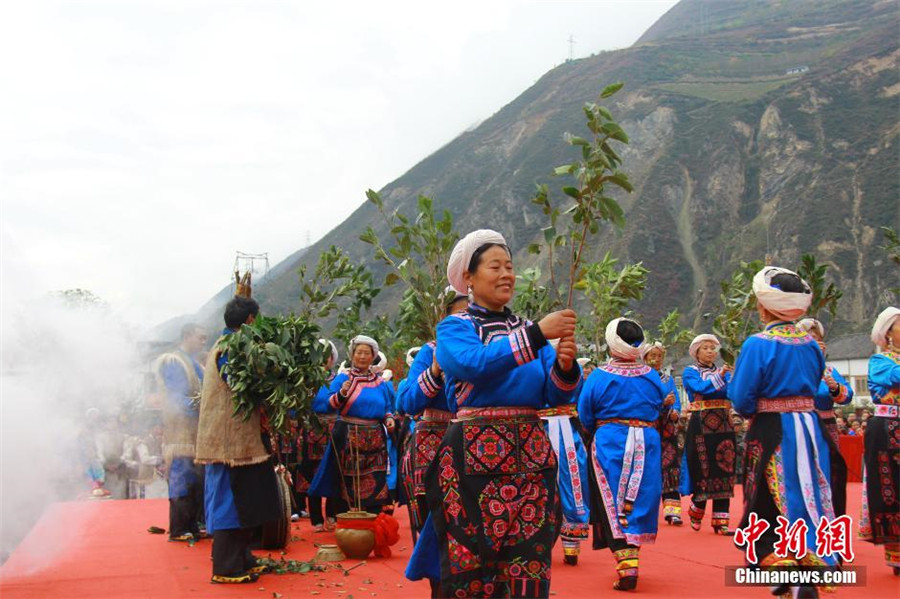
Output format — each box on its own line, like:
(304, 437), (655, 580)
(156, 323), (207, 541)
(195, 296), (280, 584)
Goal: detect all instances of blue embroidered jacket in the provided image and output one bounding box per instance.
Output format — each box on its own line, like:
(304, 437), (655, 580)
(319, 369), (395, 421)
(728, 322), (825, 417)
(814, 366), (853, 411)
(577, 360), (665, 426)
(660, 371), (680, 411)
(682, 363), (732, 404)
(868, 351), (900, 405)
(435, 303), (581, 409)
(397, 342), (449, 416)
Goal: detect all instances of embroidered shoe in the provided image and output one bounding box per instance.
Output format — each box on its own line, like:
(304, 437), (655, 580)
(563, 554), (578, 566)
(313, 524), (326, 533)
(689, 516), (702, 531)
(169, 532), (194, 542)
(669, 515), (683, 526)
(210, 572), (259, 584)
(714, 525), (735, 536)
(290, 513), (300, 522)
(613, 576), (638, 591)
(247, 563), (271, 575)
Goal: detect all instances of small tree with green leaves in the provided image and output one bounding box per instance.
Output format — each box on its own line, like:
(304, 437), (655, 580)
(712, 259), (765, 365)
(650, 309), (695, 359)
(297, 245), (380, 324)
(360, 192), (459, 344)
(796, 254), (842, 324)
(511, 267), (554, 322)
(529, 82), (634, 309)
(576, 252), (648, 361)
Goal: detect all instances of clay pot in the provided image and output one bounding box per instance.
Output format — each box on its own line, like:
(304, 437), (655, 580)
(334, 511), (377, 559)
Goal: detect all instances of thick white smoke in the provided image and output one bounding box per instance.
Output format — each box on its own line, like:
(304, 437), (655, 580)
(0, 290), (144, 565)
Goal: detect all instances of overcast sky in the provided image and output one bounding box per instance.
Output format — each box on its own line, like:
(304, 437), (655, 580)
(0, 0), (677, 329)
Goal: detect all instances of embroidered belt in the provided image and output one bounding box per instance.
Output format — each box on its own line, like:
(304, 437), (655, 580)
(816, 409), (835, 420)
(595, 418), (654, 428)
(317, 413), (337, 422)
(420, 408), (452, 422)
(455, 406), (537, 421)
(878, 391), (900, 405)
(757, 396), (814, 413)
(340, 416), (381, 426)
(537, 404), (578, 418)
(875, 404), (900, 418)
(690, 399), (731, 411)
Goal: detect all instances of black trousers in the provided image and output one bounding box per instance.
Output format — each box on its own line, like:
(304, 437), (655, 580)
(211, 528), (258, 576)
(307, 495), (345, 525)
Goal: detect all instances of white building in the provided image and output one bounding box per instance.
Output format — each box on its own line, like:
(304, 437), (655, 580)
(824, 332), (876, 406)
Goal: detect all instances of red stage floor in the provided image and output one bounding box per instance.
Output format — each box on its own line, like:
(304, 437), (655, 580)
(1, 484), (898, 598)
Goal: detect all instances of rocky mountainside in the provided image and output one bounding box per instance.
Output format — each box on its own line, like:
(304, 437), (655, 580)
(254, 0), (899, 335)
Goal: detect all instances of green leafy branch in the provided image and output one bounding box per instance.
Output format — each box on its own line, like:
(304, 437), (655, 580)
(796, 254), (842, 323)
(530, 82), (634, 309)
(360, 191), (459, 342)
(576, 252), (648, 361)
(651, 309), (695, 358)
(712, 259), (764, 365)
(297, 246), (380, 323)
(221, 315), (329, 433)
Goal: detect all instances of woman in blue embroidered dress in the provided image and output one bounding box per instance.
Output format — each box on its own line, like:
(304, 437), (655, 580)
(796, 318), (853, 520)
(642, 341), (684, 526)
(861, 306), (900, 575)
(407, 229), (581, 599)
(681, 334), (736, 534)
(729, 267), (837, 598)
(309, 335), (396, 512)
(398, 288), (469, 544)
(579, 318), (665, 591)
(303, 339), (343, 532)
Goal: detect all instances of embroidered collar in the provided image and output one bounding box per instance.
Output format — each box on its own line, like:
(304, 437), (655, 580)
(602, 358), (651, 377)
(348, 368), (378, 382)
(754, 322), (810, 344)
(882, 350), (900, 364)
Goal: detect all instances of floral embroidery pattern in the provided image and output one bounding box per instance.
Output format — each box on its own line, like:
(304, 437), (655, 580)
(478, 473), (549, 551)
(716, 439), (736, 474)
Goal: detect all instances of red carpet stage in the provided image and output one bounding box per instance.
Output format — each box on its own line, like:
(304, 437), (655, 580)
(2, 484), (897, 598)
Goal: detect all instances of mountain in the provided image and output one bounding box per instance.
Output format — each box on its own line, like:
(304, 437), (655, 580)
(254, 0), (898, 336)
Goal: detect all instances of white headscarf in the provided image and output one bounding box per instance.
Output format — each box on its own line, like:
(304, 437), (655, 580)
(318, 338), (339, 367)
(446, 229), (508, 294)
(871, 307), (900, 350)
(796, 318), (824, 339)
(605, 317), (644, 361)
(405, 346), (422, 367)
(576, 357), (591, 368)
(689, 334), (720, 362)
(640, 341), (665, 360)
(370, 351), (388, 374)
(752, 266), (812, 322)
(349, 335), (379, 359)
(444, 285), (468, 307)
